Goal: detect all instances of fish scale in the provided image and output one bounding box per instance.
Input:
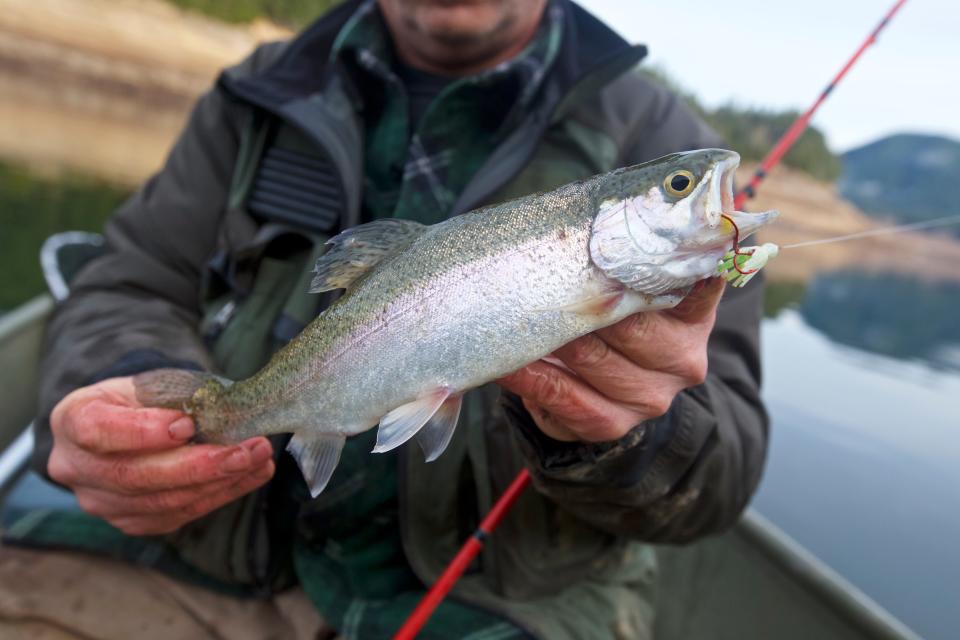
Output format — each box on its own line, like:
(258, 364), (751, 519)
(135, 148), (779, 497)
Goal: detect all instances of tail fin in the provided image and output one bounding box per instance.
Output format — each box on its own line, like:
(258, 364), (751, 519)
(133, 368), (229, 409)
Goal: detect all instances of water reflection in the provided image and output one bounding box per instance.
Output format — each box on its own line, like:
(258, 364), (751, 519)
(755, 271), (960, 640)
(766, 271), (960, 370)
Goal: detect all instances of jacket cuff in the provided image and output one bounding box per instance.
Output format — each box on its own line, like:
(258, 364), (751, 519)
(88, 349), (204, 384)
(501, 391), (677, 480)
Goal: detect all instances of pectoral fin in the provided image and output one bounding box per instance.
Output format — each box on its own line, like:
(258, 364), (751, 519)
(415, 394), (463, 462)
(547, 291), (625, 315)
(286, 432), (346, 498)
(372, 388), (451, 454)
(310, 219), (427, 293)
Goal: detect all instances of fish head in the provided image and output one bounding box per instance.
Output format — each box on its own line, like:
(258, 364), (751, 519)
(589, 149), (779, 294)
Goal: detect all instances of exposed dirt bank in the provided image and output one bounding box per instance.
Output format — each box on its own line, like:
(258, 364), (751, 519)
(0, 0), (288, 183)
(741, 165), (960, 284)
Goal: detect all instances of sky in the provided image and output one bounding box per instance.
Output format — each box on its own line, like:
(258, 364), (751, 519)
(580, 0), (959, 152)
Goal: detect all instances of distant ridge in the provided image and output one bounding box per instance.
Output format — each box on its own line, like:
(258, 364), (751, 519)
(840, 133), (960, 236)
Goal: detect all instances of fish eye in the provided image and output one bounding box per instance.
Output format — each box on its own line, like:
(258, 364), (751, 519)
(663, 170), (696, 197)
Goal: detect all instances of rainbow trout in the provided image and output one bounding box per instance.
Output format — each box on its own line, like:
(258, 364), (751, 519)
(135, 149), (778, 496)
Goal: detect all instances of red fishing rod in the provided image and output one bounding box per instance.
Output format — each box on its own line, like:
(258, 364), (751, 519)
(394, 468), (531, 640)
(395, 2), (909, 637)
(735, 0), (909, 209)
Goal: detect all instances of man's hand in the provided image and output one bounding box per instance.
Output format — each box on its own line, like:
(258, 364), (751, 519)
(48, 376), (275, 536)
(498, 278), (725, 442)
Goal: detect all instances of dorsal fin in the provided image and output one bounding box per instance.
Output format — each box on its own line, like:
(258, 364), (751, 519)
(309, 219), (427, 293)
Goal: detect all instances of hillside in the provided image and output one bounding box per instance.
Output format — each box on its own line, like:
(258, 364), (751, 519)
(742, 165), (960, 284)
(840, 134), (960, 236)
(0, 0), (290, 185)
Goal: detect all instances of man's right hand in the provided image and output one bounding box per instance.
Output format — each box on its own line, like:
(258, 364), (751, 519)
(48, 376), (275, 536)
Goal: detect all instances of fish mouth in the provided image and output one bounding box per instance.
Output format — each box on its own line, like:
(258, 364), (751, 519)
(700, 154), (779, 247)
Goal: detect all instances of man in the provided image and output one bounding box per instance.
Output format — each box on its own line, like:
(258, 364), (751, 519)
(0, 0), (768, 638)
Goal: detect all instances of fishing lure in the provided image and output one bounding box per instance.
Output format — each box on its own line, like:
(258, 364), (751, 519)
(717, 243), (780, 287)
(715, 212), (779, 287)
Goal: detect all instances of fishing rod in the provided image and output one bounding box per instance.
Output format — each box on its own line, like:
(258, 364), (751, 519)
(394, 469), (531, 640)
(734, 0), (909, 209)
(395, 2), (911, 637)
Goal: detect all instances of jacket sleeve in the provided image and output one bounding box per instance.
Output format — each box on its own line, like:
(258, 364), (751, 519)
(32, 85), (245, 476)
(506, 75), (769, 543)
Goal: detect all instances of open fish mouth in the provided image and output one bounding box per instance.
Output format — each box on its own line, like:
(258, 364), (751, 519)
(704, 154), (779, 246)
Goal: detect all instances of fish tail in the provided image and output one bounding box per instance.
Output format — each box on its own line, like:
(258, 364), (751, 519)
(133, 368), (229, 410)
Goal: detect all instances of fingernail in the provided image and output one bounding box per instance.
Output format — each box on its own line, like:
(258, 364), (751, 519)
(247, 440), (273, 464)
(168, 417), (195, 440)
(220, 447), (250, 473)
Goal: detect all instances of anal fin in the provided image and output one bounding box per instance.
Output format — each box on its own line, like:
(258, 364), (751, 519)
(415, 394), (463, 462)
(372, 388), (451, 454)
(286, 432), (346, 498)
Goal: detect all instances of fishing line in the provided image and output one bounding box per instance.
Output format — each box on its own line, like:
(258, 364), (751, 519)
(780, 214), (960, 249)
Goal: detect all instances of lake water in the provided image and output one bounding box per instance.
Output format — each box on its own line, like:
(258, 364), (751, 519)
(755, 273), (960, 640)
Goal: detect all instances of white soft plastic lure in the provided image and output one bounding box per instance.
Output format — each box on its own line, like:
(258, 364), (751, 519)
(717, 242), (780, 287)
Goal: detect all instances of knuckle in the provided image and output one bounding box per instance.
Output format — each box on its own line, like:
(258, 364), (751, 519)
(587, 418), (628, 443)
(108, 459), (144, 492)
(182, 457), (211, 484)
(72, 416), (105, 452)
(47, 449), (74, 484)
(75, 492), (105, 517)
(184, 497), (215, 520)
(115, 520), (148, 536)
(532, 371), (568, 407)
(613, 313), (651, 343)
(683, 352), (709, 385)
(646, 394), (673, 418)
(144, 490), (180, 514)
(115, 517), (180, 537)
(50, 391), (84, 436)
(566, 336), (609, 368)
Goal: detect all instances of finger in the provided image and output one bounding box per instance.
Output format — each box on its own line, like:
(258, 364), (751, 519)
(63, 437), (274, 494)
(76, 459), (275, 519)
(552, 333), (685, 406)
(594, 313), (702, 376)
(59, 400), (194, 454)
(107, 463), (276, 536)
(498, 361), (639, 441)
(664, 277), (725, 323)
(595, 281), (718, 378)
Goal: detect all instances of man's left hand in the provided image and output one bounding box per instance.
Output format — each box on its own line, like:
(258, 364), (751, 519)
(497, 278), (725, 442)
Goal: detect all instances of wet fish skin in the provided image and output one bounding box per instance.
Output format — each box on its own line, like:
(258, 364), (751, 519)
(135, 149), (779, 496)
